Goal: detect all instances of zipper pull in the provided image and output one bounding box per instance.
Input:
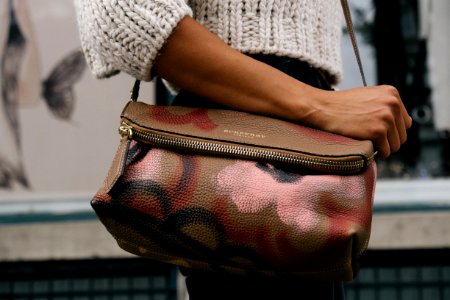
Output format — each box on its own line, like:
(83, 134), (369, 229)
(119, 122), (133, 139)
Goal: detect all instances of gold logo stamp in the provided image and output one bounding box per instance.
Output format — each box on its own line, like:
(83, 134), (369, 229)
(223, 129), (266, 139)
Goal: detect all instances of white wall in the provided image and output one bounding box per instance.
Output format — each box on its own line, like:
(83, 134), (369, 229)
(0, 0), (154, 197)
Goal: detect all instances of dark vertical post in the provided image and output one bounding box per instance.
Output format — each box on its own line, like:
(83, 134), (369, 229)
(372, 0), (423, 175)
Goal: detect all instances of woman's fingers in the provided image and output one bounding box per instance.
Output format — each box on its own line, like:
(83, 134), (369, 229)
(387, 125), (401, 156)
(395, 89), (412, 144)
(375, 131), (391, 159)
(371, 85), (409, 157)
(399, 99), (413, 130)
(372, 115), (395, 158)
(396, 110), (408, 145)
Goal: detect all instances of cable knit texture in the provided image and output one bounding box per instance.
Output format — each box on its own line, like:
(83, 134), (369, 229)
(74, 0), (342, 84)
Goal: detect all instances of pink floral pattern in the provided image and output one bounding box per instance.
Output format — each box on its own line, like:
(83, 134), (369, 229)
(217, 161), (367, 232)
(93, 139), (376, 278)
(149, 106), (218, 131)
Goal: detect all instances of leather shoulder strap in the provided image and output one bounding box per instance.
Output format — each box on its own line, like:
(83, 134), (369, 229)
(341, 0), (367, 87)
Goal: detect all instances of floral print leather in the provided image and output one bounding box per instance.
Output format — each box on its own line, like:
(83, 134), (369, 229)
(91, 102), (377, 281)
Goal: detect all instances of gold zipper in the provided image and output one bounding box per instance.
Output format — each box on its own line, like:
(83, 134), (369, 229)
(119, 121), (373, 174)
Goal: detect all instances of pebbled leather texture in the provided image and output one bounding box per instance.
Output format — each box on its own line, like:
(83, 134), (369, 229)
(92, 103), (377, 281)
(122, 102), (375, 160)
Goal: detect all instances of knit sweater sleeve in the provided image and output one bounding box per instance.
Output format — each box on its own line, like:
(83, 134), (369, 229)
(74, 0), (192, 81)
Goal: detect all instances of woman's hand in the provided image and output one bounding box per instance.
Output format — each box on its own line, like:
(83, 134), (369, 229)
(295, 85), (413, 158)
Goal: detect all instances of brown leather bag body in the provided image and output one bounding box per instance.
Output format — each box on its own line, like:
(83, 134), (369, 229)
(92, 99), (376, 281)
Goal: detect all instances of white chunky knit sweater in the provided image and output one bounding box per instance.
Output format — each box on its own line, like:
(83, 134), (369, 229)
(74, 0), (343, 84)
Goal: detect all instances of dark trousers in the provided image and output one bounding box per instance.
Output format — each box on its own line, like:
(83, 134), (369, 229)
(182, 269), (345, 300)
(172, 54), (344, 300)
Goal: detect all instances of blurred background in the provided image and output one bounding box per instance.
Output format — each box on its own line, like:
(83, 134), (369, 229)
(0, 0), (449, 299)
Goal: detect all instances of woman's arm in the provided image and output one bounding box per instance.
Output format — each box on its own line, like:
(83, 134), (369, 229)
(154, 17), (412, 158)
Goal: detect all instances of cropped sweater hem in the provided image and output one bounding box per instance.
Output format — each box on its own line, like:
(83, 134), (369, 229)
(74, 0), (342, 84)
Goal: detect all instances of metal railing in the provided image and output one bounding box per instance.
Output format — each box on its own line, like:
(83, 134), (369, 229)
(1, 250), (450, 300)
(0, 259), (178, 300)
(346, 249), (450, 300)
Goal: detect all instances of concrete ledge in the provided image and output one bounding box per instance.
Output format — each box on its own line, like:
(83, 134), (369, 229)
(1, 211), (450, 261)
(374, 179), (450, 212)
(370, 211), (450, 249)
(0, 220), (133, 261)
